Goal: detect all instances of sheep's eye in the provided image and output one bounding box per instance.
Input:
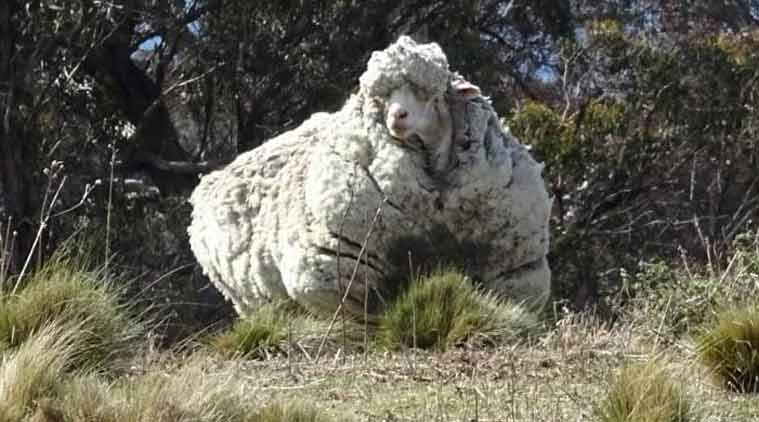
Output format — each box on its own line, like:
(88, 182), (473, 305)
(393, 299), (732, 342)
(409, 84), (429, 100)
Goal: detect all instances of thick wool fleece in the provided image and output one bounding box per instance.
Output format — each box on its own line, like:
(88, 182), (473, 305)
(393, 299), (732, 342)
(188, 36), (552, 318)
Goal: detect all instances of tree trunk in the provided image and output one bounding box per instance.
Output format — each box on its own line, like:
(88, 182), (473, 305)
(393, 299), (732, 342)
(83, 39), (197, 194)
(0, 0), (34, 272)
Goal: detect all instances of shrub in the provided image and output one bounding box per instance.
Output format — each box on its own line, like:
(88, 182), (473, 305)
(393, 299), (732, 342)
(618, 242), (759, 340)
(617, 260), (715, 336)
(0, 257), (142, 371)
(596, 360), (692, 422)
(697, 305), (759, 393)
(377, 268), (540, 351)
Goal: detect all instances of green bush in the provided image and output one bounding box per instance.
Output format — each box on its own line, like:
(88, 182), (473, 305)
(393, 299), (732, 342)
(619, 248), (759, 338)
(618, 260), (715, 336)
(377, 268), (540, 351)
(697, 305), (759, 393)
(596, 360), (693, 422)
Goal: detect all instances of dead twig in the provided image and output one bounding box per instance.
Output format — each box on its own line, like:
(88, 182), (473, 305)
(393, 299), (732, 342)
(315, 202), (384, 363)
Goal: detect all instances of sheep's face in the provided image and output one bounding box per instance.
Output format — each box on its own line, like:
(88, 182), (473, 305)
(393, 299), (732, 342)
(385, 84), (452, 150)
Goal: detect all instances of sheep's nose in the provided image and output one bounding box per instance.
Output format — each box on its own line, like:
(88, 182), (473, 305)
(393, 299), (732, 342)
(389, 104), (408, 120)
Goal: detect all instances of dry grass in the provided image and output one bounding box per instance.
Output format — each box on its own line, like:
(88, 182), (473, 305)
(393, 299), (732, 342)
(0, 256), (143, 372)
(7, 346), (346, 422)
(4, 296), (759, 421)
(596, 359), (693, 422)
(0, 322), (85, 422)
(697, 305), (759, 393)
(4, 246), (759, 420)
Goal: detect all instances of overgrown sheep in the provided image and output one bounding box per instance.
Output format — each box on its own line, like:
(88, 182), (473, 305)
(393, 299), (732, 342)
(188, 36), (552, 318)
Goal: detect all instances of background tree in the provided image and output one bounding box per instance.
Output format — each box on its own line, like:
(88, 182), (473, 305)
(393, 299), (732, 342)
(2, 0), (759, 336)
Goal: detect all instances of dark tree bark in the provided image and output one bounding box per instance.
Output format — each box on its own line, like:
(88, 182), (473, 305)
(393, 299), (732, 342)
(83, 38), (196, 194)
(0, 0), (35, 272)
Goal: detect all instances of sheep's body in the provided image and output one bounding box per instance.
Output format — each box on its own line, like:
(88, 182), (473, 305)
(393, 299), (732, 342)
(188, 37), (552, 318)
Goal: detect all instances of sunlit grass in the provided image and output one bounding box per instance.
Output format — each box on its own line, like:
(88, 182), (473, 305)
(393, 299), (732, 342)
(697, 305), (759, 393)
(378, 268), (541, 351)
(596, 359), (693, 422)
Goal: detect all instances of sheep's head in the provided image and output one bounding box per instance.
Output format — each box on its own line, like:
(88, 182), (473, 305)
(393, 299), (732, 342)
(359, 36), (453, 150)
(385, 84), (451, 149)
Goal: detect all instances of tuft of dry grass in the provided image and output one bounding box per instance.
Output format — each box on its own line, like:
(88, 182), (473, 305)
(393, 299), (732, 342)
(0, 256), (142, 371)
(596, 359), (693, 422)
(378, 268), (541, 351)
(249, 401), (346, 422)
(27, 354), (345, 422)
(697, 304), (759, 393)
(0, 322), (85, 422)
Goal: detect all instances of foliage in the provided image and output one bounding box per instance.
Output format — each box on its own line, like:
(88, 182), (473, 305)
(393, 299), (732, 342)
(509, 10), (759, 309)
(378, 268), (540, 351)
(615, 261), (714, 336)
(596, 360), (693, 422)
(3, 0), (759, 330)
(697, 305), (759, 393)
(611, 230), (759, 339)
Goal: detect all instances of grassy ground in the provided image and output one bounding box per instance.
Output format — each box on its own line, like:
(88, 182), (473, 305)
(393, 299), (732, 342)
(5, 303), (759, 421)
(209, 316), (759, 421)
(3, 252), (759, 420)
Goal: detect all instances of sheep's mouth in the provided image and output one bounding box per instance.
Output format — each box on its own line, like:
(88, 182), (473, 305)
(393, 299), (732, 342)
(407, 133), (425, 149)
(389, 128), (425, 149)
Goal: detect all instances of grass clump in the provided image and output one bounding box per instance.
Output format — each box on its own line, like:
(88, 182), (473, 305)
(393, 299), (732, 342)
(378, 268), (540, 351)
(597, 360), (692, 422)
(0, 323), (86, 422)
(697, 305), (759, 393)
(249, 401), (343, 422)
(29, 356), (344, 422)
(210, 300), (318, 359)
(0, 257), (141, 370)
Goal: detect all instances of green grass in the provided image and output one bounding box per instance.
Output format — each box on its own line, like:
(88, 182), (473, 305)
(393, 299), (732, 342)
(697, 305), (759, 393)
(0, 257), (142, 371)
(596, 360), (693, 422)
(378, 268), (541, 351)
(209, 300), (331, 359)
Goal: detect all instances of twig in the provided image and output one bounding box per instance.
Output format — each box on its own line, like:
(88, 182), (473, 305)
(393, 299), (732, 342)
(106, 144), (116, 271)
(315, 203), (384, 363)
(0, 218), (12, 288)
(336, 177), (357, 366)
(363, 240), (370, 365)
(12, 174), (67, 295)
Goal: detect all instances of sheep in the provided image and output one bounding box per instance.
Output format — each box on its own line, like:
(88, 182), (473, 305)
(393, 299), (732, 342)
(188, 36), (552, 319)
(441, 74), (552, 307)
(189, 36), (457, 317)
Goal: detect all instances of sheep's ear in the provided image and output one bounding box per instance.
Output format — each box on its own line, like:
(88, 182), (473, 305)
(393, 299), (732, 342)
(452, 79), (481, 99)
